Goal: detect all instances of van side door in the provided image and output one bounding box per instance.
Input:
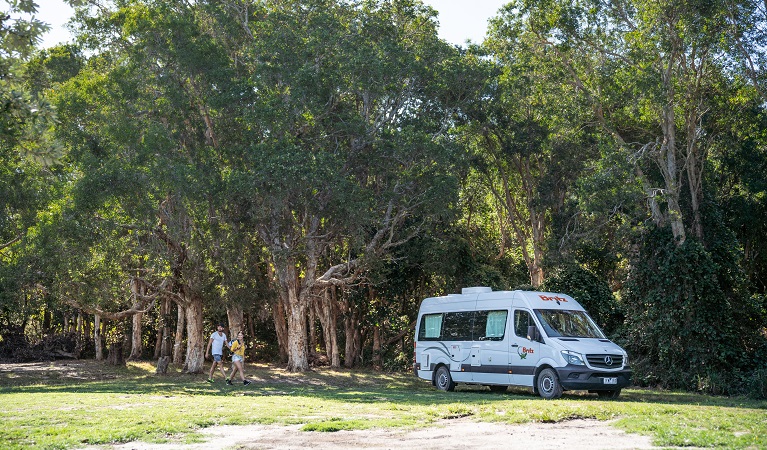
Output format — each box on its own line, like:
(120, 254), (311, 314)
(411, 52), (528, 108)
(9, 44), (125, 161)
(510, 308), (540, 387)
(471, 309), (512, 385)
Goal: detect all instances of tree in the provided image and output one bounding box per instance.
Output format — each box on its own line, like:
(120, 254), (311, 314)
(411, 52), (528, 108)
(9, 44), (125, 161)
(1, 1), (69, 348)
(48, 0), (247, 372)
(464, 31), (600, 287)
(216, 0), (466, 371)
(495, 0), (750, 245)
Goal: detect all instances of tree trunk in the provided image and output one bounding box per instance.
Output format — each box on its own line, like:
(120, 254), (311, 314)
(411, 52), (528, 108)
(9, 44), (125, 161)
(308, 300), (318, 360)
(153, 302), (164, 360)
(83, 316), (91, 347)
(372, 325), (381, 370)
(317, 287), (341, 368)
(43, 308), (51, 334)
(659, 60), (686, 245)
(227, 304), (244, 337)
(271, 295), (289, 364)
(94, 314), (103, 361)
(247, 313), (258, 360)
(128, 311), (143, 361)
(107, 342), (124, 366)
(285, 280), (309, 372)
(329, 287), (340, 368)
(343, 299), (363, 368)
(184, 294), (205, 374)
(685, 121), (705, 241)
(76, 312), (83, 338)
(127, 279), (146, 361)
(160, 297), (172, 358)
(173, 302), (185, 365)
(156, 356), (169, 374)
(154, 295), (171, 360)
(529, 261), (544, 288)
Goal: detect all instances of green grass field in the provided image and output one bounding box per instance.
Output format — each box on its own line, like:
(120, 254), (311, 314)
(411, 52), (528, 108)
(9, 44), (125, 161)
(0, 360), (765, 449)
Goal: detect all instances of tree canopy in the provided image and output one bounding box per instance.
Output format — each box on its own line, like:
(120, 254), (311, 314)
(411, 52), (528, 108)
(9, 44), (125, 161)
(1, 0), (765, 397)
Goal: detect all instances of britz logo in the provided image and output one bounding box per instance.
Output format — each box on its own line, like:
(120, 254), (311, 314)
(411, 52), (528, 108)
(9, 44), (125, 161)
(539, 295), (568, 303)
(517, 347), (535, 359)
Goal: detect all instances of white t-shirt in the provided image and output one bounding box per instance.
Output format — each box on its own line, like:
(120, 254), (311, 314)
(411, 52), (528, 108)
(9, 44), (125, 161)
(209, 331), (228, 355)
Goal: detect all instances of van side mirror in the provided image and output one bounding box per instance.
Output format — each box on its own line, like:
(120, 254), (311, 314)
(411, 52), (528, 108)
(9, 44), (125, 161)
(527, 325), (541, 342)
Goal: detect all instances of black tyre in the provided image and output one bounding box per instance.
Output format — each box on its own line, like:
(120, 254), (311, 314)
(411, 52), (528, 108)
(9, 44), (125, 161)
(488, 385), (507, 393)
(435, 366), (455, 392)
(536, 368), (563, 399)
(597, 389), (621, 399)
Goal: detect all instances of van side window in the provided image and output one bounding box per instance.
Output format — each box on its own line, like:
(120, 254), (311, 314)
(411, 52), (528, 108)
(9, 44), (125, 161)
(441, 311), (473, 341)
(514, 310), (534, 338)
(418, 314), (443, 341)
(474, 310), (508, 341)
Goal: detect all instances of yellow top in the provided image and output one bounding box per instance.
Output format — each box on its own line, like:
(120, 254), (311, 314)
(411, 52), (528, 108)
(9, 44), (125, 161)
(230, 339), (245, 358)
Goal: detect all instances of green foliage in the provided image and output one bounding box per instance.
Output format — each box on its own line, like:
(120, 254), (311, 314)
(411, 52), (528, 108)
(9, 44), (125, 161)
(621, 227), (767, 395)
(541, 264), (623, 336)
(0, 0), (63, 165)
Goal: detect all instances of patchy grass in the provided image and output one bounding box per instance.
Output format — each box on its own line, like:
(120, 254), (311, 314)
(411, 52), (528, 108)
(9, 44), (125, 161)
(1, 360), (765, 449)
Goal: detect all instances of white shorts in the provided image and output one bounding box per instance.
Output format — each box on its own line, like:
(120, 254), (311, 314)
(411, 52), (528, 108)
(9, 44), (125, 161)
(232, 355), (243, 363)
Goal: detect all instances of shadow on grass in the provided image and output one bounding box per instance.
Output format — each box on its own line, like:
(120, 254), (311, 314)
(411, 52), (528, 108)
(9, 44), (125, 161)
(1, 360), (765, 410)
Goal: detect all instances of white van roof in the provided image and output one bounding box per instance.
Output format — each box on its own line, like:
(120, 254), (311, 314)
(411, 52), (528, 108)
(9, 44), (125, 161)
(511, 290), (583, 311)
(419, 287), (585, 313)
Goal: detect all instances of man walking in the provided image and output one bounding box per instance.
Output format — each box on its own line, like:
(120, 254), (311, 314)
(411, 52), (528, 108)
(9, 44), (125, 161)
(206, 323), (229, 383)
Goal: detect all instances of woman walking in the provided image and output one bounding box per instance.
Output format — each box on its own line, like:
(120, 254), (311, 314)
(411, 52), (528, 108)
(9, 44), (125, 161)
(227, 331), (251, 386)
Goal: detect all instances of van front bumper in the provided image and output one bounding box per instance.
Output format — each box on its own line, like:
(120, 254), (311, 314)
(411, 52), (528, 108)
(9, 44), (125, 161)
(556, 366), (632, 391)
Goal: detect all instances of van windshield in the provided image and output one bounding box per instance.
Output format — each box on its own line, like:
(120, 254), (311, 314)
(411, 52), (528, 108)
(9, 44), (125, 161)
(534, 309), (605, 339)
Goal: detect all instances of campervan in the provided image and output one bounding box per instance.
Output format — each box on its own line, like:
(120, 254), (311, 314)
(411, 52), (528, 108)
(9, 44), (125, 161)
(413, 287), (631, 399)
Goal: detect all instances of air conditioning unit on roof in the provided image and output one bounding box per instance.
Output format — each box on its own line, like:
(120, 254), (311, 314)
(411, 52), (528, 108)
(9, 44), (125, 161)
(461, 287), (492, 294)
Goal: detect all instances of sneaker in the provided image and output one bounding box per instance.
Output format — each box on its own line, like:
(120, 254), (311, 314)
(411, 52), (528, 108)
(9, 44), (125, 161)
(243, 380), (251, 386)
(206, 378), (214, 383)
(226, 379), (232, 385)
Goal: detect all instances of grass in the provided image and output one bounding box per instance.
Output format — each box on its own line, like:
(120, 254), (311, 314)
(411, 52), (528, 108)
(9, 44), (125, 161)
(0, 360), (765, 449)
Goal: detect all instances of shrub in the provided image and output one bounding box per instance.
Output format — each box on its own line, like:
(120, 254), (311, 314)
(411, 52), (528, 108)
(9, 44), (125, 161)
(621, 227), (766, 396)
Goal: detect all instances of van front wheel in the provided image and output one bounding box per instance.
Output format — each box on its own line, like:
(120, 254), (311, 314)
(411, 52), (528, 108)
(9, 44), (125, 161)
(537, 368), (563, 399)
(435, 366), (455, 392)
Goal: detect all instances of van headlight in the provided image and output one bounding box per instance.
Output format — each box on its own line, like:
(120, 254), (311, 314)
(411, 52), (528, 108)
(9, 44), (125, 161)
(624, 353), (629, 366)
(562, 350), (585, 366)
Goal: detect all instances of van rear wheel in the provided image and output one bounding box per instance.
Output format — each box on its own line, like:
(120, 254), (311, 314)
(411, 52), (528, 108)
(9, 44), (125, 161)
(537, 368), (563, 399)
(435, 366), (455, 392)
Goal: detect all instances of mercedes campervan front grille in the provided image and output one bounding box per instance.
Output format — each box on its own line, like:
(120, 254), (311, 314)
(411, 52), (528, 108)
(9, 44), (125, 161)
(586, 354), (624, 369)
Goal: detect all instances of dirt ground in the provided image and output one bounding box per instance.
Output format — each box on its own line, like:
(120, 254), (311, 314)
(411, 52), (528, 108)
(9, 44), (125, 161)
(98, 419), (658, 450)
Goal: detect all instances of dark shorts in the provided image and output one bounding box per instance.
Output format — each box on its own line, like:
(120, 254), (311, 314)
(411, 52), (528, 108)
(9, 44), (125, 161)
(213, 354), (223, 362)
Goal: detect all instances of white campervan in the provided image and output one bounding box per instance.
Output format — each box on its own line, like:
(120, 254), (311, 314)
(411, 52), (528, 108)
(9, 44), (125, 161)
(413, 287), (631, 399)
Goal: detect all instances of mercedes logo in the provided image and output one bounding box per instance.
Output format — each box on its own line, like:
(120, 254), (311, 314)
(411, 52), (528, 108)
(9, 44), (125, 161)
(604, 356), (613, 366)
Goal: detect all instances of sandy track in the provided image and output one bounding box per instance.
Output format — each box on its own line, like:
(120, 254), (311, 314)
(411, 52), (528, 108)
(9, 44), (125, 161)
(99, 419), (657, 450)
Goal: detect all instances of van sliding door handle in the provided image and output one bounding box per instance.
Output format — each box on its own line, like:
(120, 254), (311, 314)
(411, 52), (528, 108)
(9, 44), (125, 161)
(511, 344), (519, 348)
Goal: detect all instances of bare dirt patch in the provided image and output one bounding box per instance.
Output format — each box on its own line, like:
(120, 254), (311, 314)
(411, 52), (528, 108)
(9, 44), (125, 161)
(0, 360), (120, 381)
(97, 419), (658, 450)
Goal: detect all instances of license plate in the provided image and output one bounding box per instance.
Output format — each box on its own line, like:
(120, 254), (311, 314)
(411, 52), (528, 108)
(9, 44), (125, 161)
(603, 377), (618, 385)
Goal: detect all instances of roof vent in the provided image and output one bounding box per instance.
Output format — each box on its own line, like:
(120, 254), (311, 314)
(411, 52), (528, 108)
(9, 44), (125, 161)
(461, 287), (492, 294)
